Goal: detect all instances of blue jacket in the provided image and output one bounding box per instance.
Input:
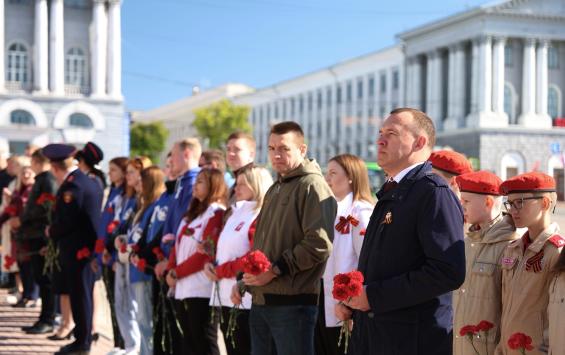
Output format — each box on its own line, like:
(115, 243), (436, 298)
(161, 167), (200, 242)
(128, 201), (158, 283)
(351, 162), (466, 355)
(96, 185), (123, 264)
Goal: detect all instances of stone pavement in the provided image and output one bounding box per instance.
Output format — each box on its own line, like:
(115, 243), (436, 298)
(0, 282), (114, 355)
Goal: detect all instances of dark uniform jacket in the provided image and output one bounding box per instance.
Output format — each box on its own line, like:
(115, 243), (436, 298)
(50, 169), (103, 266)
(351, 162), (466, 355)
(18, 171), (57, 250)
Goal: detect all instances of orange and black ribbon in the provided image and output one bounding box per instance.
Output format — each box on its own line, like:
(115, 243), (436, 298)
(335, 215), (360, 234)
(525, 250), (544, 273)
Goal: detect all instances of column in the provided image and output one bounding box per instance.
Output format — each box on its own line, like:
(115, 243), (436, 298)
(405, 58), (414, 107)
(385, 68), (393, 114)
(446, 43), (467, 129)
(469, 38), (480, 114)
(91, 0), (107, 97)
(107, 0), (122, 98)
(518, 38), (537, 126)
(426, 51), (439, 124)
(0, 0), (4, 92)
(49, 0), (64, 95)
(319, 90), (327, 163)
(492, 37), (506, 115)
(478, 36), (492, 114)
(537, 40), (550, 115)
(398, 59), (405, 107)
(361, 75), (369, 160)
(34, 0), (48, 93)
(412, 57), (422, 110)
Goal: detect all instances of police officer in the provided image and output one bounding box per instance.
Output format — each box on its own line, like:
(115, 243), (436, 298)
(43, 144), (103, 355)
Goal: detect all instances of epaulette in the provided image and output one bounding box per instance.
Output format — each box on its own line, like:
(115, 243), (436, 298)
(548, 234), (565, 248)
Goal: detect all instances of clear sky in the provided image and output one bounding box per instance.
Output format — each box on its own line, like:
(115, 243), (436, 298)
(122, 0), (490, 111)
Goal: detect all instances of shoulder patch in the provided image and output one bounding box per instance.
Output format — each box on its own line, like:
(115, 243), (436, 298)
(548, 235), (565, 248)
(63, 191), (73, 204)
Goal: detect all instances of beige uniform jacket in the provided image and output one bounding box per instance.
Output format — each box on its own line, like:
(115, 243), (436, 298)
(548, 266), (565, 354)
(496, 223), (563, 355)
(454, 214), (520, 355)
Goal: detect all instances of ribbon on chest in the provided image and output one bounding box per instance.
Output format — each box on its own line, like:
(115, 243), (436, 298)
(335, 215), (359, 234)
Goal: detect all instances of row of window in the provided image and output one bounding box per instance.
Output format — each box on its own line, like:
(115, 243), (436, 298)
(504, 44), (560, 69)
(9, 0), (89, 8)
(6, 43), (87, 88)
(9, 109), (93, 128)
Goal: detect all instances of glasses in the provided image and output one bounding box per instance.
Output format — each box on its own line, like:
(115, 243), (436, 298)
(504, 197), (544, 211)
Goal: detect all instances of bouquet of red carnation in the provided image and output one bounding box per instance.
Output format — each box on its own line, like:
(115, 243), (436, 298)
(37, 192), (60, 275)
(152, 247), (165, 261)
(459, 320), (495, 355)
(332, 270), (364, 354)
(106, 220), (120, 235)
(76, 247), (91, 261)
(508, 332), (534, 354)
(4, 255), (15, 269)
(94, 239), (106, 254)
(136, 258), (147, 272)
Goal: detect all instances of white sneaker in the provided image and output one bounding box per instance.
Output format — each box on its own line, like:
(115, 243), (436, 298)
(106, 348), (125, 355)
(123, 347), (140, 355)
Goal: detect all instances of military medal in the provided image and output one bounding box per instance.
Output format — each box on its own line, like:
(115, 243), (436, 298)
(63, 191), (73, 203)
(382, 211), (392, 224)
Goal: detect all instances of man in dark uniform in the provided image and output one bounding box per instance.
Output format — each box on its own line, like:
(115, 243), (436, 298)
(43, 144), (103, 355)
(337, 108), (466, 354)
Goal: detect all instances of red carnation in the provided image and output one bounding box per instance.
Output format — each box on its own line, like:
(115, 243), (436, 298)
(152, 247), (165, 261)
(476, 320), (494, 332)
(508, 332), (534, 351)
(119, 244), (127, 253)
(94, 239), (106, 254)
(348, 270), (364, 283)
(242, 250), (271, 275)
(76, 247), (91, 260)
(459, 325), (478, 337)
(106, 220), (119, 234)
(347, 281), (362, 295)
(132, 244), (140, 253)
(182, 225), (195, 237)
(333, 273), (350, 286)
(4, 255), (15, 269)
(4, 205), (18, 217)
(137, 258), (147, 272)
(332, 270), (364, 302)
(36, 193), (56, 206)
(332, 284), (350, 301)
(359, 228), (366, 236)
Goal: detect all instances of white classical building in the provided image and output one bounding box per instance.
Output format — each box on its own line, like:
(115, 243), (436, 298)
(235, 0), (565, 198)
(0, 0), (127, 161)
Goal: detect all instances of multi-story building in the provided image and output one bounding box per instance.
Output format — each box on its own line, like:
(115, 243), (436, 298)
(0, 0), (127, 162)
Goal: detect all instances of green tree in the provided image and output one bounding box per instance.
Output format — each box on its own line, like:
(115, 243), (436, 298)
(130, 121), (169, 163)
(193, 99), (251, 148)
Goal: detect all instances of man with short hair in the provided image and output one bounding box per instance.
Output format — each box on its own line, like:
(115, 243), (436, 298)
(225, 131), (255, 176)
(43, 144), (103, 355)
(339, 108), (466, 354)
(199, 149), (234, 186)
(232, 121), (336, 355)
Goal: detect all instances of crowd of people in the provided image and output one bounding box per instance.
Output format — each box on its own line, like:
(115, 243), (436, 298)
(0, 107), (564, 355)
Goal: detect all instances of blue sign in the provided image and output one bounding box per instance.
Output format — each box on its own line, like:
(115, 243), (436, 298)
(551, 142), (561, 154)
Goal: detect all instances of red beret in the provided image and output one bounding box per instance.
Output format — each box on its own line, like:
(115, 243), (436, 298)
(500, 172), (556, 195)
(456, 171), (502, 195)
(429, 150), (473, 176)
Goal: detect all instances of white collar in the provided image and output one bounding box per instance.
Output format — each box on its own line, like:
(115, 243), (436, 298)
(232, 200), (258, 212)
(391, 162), (424, 183)
(337, 192), (353, 216)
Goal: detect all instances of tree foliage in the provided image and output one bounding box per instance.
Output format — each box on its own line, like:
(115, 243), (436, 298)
(192, 99), (251, 148)
(130, 121), (169, 163)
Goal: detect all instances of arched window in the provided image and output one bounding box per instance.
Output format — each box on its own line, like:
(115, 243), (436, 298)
(504, 83), (517, 124)
(10, 110), (36, 125)
(69, 113), (93, 128)
(6, 43), (28, 84)
(548, 85), (561, 119)
(500, 151), (525, 181)
(65, 47), (87, 87)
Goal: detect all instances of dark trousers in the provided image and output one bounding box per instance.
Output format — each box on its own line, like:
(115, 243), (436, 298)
(68, 261), (95, 351)
(18, 259), (39, 300)
(314, 280), (345, 355)
(153, 278), (182, 355)
(102, 265), (124, 349)
(220, 306), (251, 355)
(174, 298), (220, 355)
(249, 304), (318, 355)
(30, 254), (55, 324)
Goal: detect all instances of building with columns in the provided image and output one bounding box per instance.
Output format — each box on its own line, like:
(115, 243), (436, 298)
(234, 0), (565, 197)
(0, 0), (127, 161)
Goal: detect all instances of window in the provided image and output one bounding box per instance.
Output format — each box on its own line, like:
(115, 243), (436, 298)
(368, 76), (375, 97)
(317, 91), (322, 110)
(307, 93), (313, 112)
(505, 43), (513, 67)
(326, 87), (332, 106)
(64, 0), (89, 8)
(10, 110), (35, 125)
(346, 82), (352, 103)
(548, 86), (561, 119)
(7, 43), (28, 84)
(336, 86), (342, 105)
(380, 73), (387, 93)
(274, 103), (279, 119)
(282, 100), (287, 118)
(299, 96), (304, 114)
(290, 98), (295, 116)
(392, 70), (399, 90)
(65, 47), (87, 87)
(549, 47), (559, 69)
(69, 113), (93, 128)
(357, 79), (363, 99)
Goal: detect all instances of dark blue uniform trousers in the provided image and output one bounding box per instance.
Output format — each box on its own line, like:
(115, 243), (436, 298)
(69, 261), (95, 350)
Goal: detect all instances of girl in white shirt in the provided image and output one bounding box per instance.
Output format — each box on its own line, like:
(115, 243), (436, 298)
(316, 154), (375, 355)
(165, 168), (228, 355)
(203, 166), (273, 355)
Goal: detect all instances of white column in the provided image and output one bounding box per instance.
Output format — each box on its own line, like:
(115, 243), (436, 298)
(446, 43), (467, 129)
(361, 75), (369, 160)
(0, 0), (5, 92)
(49, 0), (64, 95)
(405, 58), (414, 107)
(91, 0), (107, 97)
(426, 51), (439, 125)
(34, 0), (49, 93)
(492, 37), (506, 114)
(537, 40), (550, 115)
(412, 57), (422, 110)
(107, 0), (122, 98)
(518, 38), (538, 126)
(319, 90), (327, 163)
(398, 59), (405, 107)
(469, 38), (480, 114)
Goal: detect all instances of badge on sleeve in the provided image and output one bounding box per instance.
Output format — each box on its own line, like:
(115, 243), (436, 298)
(501, 256), (516, 267)
(63, 191), (73, 204)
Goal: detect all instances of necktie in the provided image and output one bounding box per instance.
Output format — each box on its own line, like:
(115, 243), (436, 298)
(383, 180), (398, 193)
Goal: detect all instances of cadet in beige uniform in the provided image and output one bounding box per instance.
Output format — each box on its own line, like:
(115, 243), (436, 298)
(548, 248), (565, 354)
(496, 172), (564, 355)
(453, 171), (520, 355)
